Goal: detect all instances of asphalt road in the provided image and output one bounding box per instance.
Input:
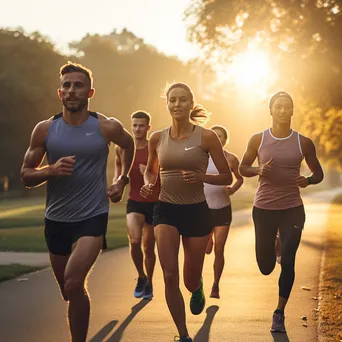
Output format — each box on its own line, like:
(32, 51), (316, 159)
(1, 189), (339, 342)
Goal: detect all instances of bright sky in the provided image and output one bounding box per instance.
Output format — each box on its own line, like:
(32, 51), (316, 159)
(0, 0), (198, 61)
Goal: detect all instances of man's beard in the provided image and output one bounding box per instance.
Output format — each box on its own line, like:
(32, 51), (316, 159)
(63, 98), (88, 113)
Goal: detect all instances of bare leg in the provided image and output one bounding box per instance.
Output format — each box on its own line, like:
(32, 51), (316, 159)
(126, 213), (146, 279)
(211, 225), (230, 297)
(155, 224), (189, 338)
(64, 236), (103, 342)
(182, 235), (210, 292)
(142, 223), (156, 285)
(205, 232), (213, 254)
(49, 253), (70, 301)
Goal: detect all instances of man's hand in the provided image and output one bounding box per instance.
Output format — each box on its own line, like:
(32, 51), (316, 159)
(139, 164), (146, 175)
(295, 175), (309, 188)
(181, 171), (203, 184)
(140, 184), (154, 198)
(50, 156), (76, 176)
(107, 179), (126, 203)
(258, 158), (273, 177)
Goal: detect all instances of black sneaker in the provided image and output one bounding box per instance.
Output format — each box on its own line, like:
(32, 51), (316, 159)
(270, 311), (286, 333)
(190, 278), (205, 315)
(143, 283), (153, 300)
(134, 277), (147, 298)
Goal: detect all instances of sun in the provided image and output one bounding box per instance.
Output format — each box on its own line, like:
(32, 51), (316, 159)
(216, 46), (271, 89)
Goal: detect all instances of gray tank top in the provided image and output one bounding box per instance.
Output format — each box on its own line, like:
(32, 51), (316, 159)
(157, 125), (208, 204)
(45, 112), (109, 222)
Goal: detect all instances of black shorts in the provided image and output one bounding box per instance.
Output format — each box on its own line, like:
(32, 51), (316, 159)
(126, 199), (157, 225)
(209, 205), (232, 227)
(152, 201), (212, 237)
(45, 213), (108, 256)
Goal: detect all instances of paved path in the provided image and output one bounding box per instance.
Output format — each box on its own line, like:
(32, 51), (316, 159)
(0, 189), (340, 342)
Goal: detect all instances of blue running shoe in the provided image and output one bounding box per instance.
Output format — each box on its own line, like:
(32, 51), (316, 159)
(143, 283), (153, 300)
(134, 277), (147, 298)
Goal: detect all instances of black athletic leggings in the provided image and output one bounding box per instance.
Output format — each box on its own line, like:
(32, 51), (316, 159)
(252, 205), (305, 299)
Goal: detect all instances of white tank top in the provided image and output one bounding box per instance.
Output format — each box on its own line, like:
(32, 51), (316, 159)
(203, 156), (231, 209)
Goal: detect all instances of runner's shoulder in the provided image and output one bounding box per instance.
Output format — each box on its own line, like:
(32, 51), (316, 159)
(249, 132), (263, 149)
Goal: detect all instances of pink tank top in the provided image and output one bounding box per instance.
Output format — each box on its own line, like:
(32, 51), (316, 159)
(254, 129), (304, 210)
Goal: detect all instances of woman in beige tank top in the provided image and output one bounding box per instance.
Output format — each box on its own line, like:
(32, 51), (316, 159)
(140, 83), (232, 342)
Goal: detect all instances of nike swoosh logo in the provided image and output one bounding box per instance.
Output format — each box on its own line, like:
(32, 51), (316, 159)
(185, 147), (196, 151)
(86, 132), (95, 136)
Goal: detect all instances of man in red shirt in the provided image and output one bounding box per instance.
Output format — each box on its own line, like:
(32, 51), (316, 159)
(115, 111), (160, 299)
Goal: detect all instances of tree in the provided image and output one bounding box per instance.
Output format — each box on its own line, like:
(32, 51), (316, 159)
(185, 0), (342, 170)
(0, 29), (66, 191)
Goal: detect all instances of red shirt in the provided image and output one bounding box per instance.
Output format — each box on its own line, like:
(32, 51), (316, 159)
(129, 145), (160, 202)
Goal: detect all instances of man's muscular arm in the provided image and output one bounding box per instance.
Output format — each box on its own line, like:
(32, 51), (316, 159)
(20, 121), (75, 188)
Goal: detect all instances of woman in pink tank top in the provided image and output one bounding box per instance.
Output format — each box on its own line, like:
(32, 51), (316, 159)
(140, 83), (232, 342)
(239, 91), (324, 333)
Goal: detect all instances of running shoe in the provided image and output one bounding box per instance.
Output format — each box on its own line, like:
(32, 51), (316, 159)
(143, 283), (153, 300)
(190, 277), (205, 315)
(271, 311), (286, 333)
(134, 276), (147, 298)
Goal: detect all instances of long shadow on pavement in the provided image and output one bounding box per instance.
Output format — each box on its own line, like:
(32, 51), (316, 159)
(106, 299), (151, 342)
(193, 305), (220, 342)
(271, 332), (290, 342)
(89, 320), (119, 342)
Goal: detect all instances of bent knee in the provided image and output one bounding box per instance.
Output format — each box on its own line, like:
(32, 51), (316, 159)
(64, 277), (85, 298)
(258, 261), (275, 275)
(130, 238), (142, 248)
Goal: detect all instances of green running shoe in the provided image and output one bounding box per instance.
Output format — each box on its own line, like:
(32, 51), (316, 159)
(190, 277), (205, 315)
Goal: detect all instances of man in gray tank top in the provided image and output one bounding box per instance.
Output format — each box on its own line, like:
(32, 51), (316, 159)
(20, 62), (134, 342)
(239, 91), (324, 334)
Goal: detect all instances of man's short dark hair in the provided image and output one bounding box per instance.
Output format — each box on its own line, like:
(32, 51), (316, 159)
(131, 111), (151, 125)
(59, 61), (93, 87)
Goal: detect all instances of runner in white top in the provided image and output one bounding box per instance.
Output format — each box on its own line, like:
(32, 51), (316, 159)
(204, 125), (243, 298)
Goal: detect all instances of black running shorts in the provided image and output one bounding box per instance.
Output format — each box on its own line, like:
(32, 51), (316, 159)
(45, 213), (108, 256)
(126, 199), (157, 225)
(152, 201), (212, 237)
(209, 205), (232, 227)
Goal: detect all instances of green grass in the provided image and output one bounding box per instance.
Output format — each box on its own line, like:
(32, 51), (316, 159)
(0, 217), (128, 252)
(0, 264), (44, 282)
(318, 193), (342, 342)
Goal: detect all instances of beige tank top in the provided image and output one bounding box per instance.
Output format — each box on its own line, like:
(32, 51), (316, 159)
(254, 129), (304, 210)
(157, 125), (209, 204)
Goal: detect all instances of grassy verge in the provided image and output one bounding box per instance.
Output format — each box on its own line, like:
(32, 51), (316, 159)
(0, 217), (128, 252)
(318, 193), (342, 342)
(0, 264), (45, 282)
